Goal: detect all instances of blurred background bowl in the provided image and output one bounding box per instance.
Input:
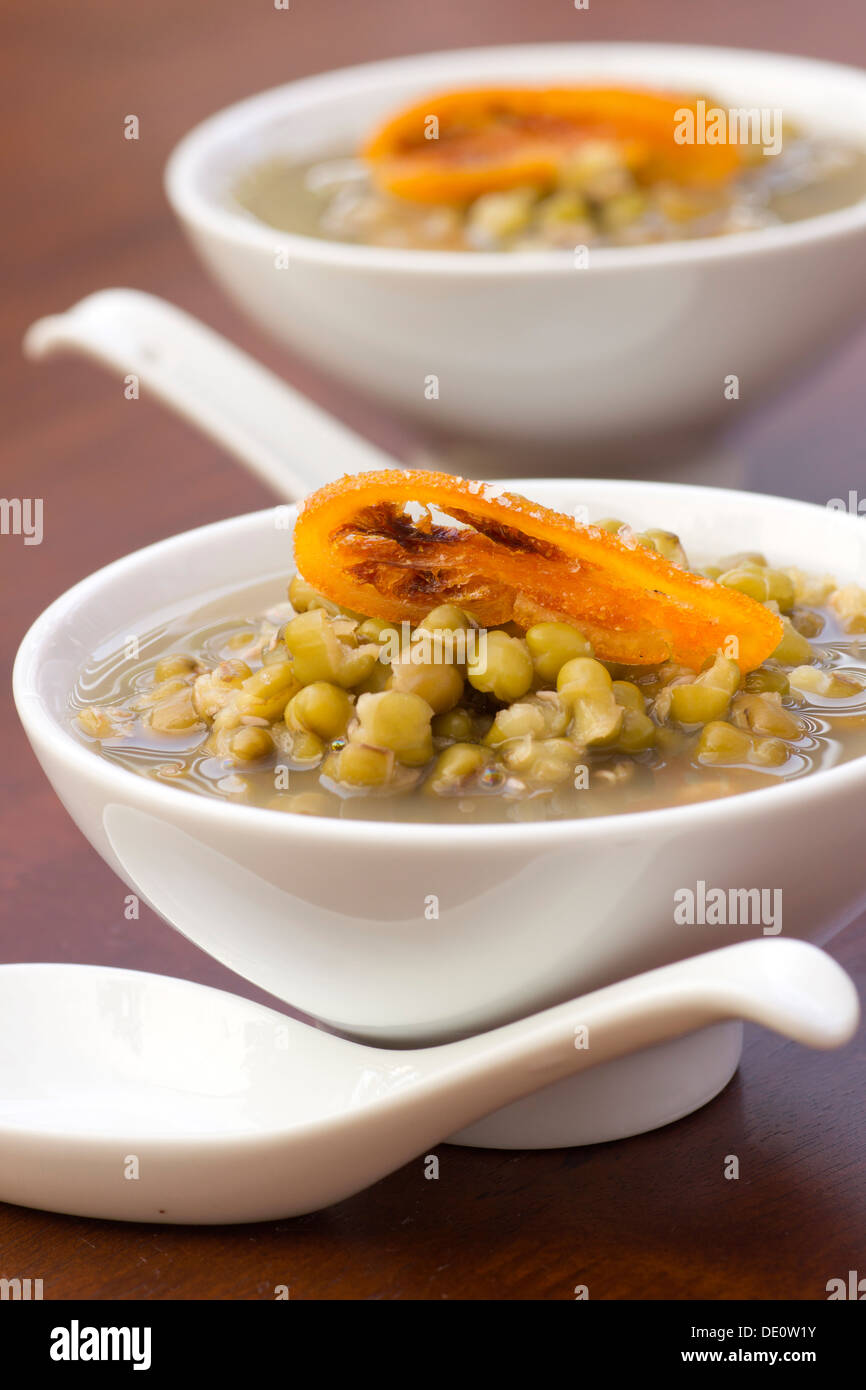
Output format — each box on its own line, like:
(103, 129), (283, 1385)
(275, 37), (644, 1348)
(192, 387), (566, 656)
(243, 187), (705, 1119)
(166, 42), (866, 464)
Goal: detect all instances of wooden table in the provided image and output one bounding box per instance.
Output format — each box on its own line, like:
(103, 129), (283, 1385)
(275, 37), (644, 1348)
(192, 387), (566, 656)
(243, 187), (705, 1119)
(1, 0), (864, 1299)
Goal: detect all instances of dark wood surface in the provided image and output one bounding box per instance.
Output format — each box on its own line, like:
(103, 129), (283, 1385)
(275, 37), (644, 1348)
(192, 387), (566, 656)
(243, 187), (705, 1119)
(1, 0), (864, 1300)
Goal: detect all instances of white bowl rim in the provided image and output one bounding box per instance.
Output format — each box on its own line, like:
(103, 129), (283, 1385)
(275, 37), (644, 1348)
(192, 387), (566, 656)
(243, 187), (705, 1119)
(165, 40), (866, 277)
(13, 477), (866, 850)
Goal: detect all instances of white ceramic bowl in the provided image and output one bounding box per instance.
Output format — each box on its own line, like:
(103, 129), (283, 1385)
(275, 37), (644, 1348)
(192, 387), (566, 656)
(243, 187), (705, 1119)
(14, 479), (866, 1045)
(165, 43), (866, 450)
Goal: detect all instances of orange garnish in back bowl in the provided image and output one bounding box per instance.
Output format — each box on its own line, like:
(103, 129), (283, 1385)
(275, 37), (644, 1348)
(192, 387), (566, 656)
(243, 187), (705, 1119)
(363, 86), (741, 203)
(293, 471), (782, 672)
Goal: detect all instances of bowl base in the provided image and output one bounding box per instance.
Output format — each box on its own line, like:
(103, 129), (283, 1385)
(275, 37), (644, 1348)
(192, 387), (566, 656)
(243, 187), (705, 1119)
(446, 1021), (742, 1149)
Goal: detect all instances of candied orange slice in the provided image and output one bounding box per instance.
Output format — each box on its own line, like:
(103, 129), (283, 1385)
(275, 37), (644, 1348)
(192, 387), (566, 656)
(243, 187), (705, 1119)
(363, 86), (741, 203)
(293, 471), (783, 671)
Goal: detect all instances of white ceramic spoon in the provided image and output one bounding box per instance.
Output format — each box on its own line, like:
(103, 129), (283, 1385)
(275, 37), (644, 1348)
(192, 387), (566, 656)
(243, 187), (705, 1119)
(24, 288), (398, 499)
(0, 938), (856, 1225)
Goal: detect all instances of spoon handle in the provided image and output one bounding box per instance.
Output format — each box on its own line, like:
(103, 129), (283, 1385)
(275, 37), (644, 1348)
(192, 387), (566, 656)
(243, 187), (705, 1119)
(23, 289), (398, 500)
(418, 939), (859, 1124)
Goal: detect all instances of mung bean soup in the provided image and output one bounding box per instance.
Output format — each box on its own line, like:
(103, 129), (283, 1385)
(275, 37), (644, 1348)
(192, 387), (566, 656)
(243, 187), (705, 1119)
(234, 85), (866, 252)
(71, 492), (866, 824)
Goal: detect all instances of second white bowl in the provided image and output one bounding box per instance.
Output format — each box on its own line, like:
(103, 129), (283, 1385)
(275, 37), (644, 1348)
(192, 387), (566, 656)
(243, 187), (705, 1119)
(14, 478), (866, 1044)
(165, 43), (866, 450)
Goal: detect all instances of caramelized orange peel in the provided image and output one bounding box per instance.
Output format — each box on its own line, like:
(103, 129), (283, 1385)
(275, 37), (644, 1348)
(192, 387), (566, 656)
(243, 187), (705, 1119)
(292, 471), (783, 672)
(362, 86), (741, 203)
